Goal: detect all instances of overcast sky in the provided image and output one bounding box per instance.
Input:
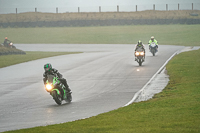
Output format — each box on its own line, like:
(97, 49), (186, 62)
(1, 0), (199, 7)
(0, 0), (199, 13)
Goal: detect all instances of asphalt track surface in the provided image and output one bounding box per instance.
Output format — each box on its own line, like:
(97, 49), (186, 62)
(0, 44), (184, 132)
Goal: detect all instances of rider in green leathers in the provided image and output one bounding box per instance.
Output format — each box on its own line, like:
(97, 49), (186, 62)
(148, 36), (158, 51)
(43, 63), (71, 94)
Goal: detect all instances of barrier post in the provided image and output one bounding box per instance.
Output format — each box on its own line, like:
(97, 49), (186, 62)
(117, 5), (119, 12)
(192, 3), (193, 10)
(136, 5), (137, 12)
(178, 3), (179, 10)
(166, 4), (168, 11)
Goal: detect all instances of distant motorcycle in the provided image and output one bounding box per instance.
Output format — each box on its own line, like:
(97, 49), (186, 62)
(2, 41), (16, 49)
(44, 74), (72, 105)
(8, 42), (16, 49)
(149, 42), (157, 56)
(135, 48), (145, 66)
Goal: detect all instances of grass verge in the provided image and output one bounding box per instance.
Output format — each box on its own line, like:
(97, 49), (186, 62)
(4, 49), (200, 133)
(0, 51), (81, 68)
(1, 25), (200, 46)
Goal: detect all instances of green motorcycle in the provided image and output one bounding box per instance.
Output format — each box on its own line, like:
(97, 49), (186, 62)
(44, 74), (72, 105)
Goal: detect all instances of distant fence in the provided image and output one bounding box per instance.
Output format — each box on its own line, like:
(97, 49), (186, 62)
(0, 19), (200, 28)
(0, 3), (200, 27)
(0, 3), (200, 14)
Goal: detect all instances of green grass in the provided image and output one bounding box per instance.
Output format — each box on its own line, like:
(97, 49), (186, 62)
(4, 50), (200, 133)
(0, 51), (80, 68)
(1, 25), (200, 46)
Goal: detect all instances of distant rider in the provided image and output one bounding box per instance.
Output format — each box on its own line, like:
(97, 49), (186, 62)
(148, 36), (158, 51)
(3, 37), (10, 47)
(43, 63), (71, 93)
(135, 40), (145, 61)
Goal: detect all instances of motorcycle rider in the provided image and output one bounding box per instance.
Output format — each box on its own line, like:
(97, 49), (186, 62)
(135, 40), (145, 61)
(43, 63), (71, 94)
(148, 36), (158, 51)
(3, 37), (10, 47)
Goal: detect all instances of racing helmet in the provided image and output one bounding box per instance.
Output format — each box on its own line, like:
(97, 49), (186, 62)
(151, 36), (154, 40)
(5, 37), (8, 39)
(138, 40), (142, 46)
(44, 63), (52, 72)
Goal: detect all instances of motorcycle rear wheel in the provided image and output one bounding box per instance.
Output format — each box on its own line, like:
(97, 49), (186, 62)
(66, 93), (72, 103)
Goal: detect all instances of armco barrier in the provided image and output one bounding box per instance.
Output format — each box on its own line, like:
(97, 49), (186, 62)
(0, 19), (200, 28)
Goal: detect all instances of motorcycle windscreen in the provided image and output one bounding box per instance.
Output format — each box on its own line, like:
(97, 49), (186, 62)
(136, 48), (144, 52)
(46, 75), (55, 83)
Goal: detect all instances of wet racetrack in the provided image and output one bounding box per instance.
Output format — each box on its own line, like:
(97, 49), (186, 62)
(0, 44), (184, 132)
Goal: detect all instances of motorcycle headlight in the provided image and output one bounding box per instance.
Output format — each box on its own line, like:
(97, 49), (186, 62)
(135, 52), (140, 56)
(45, 84), (53, 91)
(140, 52), (144, 55)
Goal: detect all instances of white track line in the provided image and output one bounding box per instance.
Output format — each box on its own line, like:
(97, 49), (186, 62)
(124, 51), (179, 107)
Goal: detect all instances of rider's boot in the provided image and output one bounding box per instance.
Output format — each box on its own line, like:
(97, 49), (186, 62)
(60, 79), (71, 93)
(63, 82), (71, 94)
(66, 87), (71, 94)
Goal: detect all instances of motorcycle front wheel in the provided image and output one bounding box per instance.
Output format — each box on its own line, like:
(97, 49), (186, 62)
(52, 91), (62, 105)
(137, 58), (142, 66)
(151, 49), (155, 56)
